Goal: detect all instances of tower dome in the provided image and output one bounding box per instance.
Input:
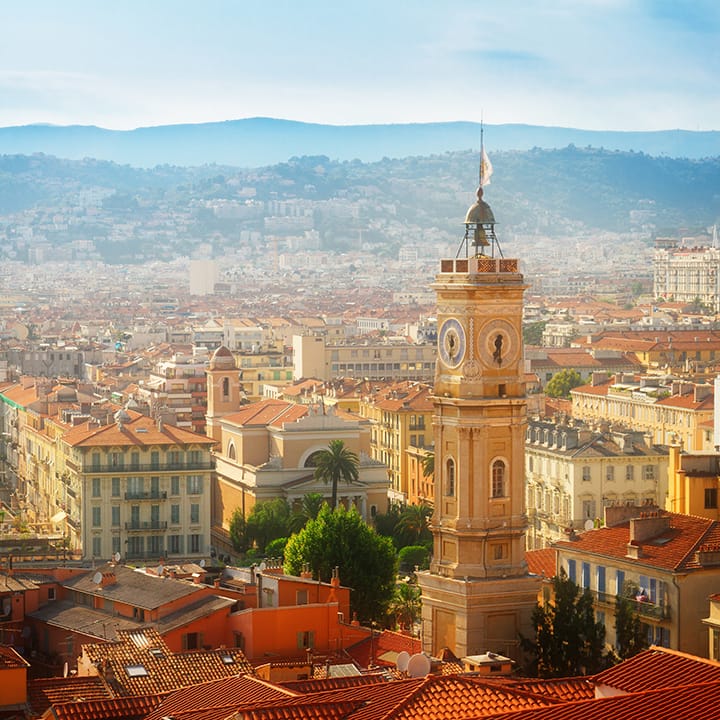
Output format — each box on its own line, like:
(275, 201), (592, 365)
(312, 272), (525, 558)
(209, 345), (235, 370)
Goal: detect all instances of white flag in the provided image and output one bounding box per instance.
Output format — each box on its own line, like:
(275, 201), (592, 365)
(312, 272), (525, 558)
(480, 148), (493, 186)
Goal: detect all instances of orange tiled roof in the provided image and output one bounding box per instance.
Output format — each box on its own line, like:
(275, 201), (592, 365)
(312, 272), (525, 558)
(553, 511), (720, 572)
(43, 694), (165, 720)
(488, 680), (720, 720)
(145, 675), (298, 720)
(26, 676), (113, 717)
(525, 548), (556, 579)
(346, 630), (421, 669)
(0, 644), (30, 669)
(504, 677), (594, 703)
(592, 646), (720, 693)
(63, 409), (214, 448)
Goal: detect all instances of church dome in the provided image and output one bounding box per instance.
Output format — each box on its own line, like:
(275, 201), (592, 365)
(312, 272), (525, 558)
(209, 345), (235, 370)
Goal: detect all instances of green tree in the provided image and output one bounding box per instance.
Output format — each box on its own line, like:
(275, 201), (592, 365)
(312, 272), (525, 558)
(398, 544), (430, 571)
(521, 569), (608, 677)
(613, 583), (648, 660)
(395, 503), (433, 547)
(545, 369), (584, 398)
(289, 492), (326, 533)
(284, 504), (397, 622)
(388, 579), (421, 632)
(312, 440), (359, 509)
(373, 503), (403, 540)
(229, 507), (249, 553)
(523, 320), (547, 346)
(245, 499), (291, 553)
(421, 451), (434, 479)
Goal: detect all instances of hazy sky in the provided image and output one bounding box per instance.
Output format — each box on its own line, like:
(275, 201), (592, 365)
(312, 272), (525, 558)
(2, 0), (719, 131)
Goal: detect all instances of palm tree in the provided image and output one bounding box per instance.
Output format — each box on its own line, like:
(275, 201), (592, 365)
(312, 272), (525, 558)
(396, 503), (433, 546)
(389, 580), (421, 632)
(313, 439), (359, 509)
(289, 492), (327, 532)
(421, 451), (434, 478)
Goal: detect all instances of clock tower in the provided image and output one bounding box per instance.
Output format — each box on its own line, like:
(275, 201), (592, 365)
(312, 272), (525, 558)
(418, 178), (539, 663)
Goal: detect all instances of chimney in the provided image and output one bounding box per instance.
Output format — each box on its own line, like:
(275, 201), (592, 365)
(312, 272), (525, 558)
(590, 372), (608, 387)
(629, 511), (670, 543)
(695, 384), (712, 402)
(101, 571), (117, 587)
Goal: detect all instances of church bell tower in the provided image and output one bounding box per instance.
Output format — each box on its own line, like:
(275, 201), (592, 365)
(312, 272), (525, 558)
(418, 156), (539, 663)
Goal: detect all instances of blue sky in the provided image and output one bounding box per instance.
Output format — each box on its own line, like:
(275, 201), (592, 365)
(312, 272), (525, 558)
(2, 0), (718, 131)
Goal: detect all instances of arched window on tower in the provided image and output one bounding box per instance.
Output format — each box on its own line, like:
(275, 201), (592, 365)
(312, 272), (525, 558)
(446, 458), (455, 497)
(222, 377), (229, 399)
(227, 442), (236, 461)
(491, 459), (507, 498)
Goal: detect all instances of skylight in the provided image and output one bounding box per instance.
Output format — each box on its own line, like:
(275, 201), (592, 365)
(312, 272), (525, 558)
(126, 664), (148, 677)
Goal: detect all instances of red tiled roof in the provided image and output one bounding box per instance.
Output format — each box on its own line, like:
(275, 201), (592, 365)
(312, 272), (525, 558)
(554, 511), (720, 573)
(346, 630), (421, 669)
(592, 646), (720, 693)
(504, 677), (594, 703)
(525, 548), (557, 579)
(27, 676), (113, 717)
(488, 680), (720, 720)
(146, 675), (298, 720)
(44, 694), (165, 720)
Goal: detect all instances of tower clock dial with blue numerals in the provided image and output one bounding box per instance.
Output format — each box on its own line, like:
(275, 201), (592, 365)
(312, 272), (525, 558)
(438, 317), (466, 368)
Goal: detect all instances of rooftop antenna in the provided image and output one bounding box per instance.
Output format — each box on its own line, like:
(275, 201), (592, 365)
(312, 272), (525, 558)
(458, 115), (502, 260)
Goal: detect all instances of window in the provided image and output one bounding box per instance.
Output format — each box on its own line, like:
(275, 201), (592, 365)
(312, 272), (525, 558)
(493, 543), (508, 560)
(182, 632), (204, 650)
(171, 505), (180, 524)
(445, 459), (455, 496)
(616, 569), (625, 595)
(151, 476), (160, 496)
(111, 506), (120, 527)
(92, 477), (101, 497)
(92, 507), (102, 527)
(597, 565), (606, 593)
(111, 477), (120, 497)
(582, 499), (596, 520)
(112, 536), (121, 555)
(111, 452), (124, 469)
(222, 377), (229, 398)
(297, 631), (315, 649)
(92, 536), (102, 557)
(581, 562), (590, 589)
(130, 451), (140, 469)
(296, 590), (308, 605)
(188, 534), (201, 553)
(91, 452), (101, 470)
(625, 465), (634, 481)
(127, 476), (144, 496)
(171, 476), (180, 496)
(47, 587), (56, 601)
(705, 487), (718, 509)
(187, 476), (203, 494)
(150, 451), (159, 469)
(491, 460), (506, 498)
(606, 466), (615, 482)
(190, 503), (200, 524)
(168, 535), (183, 554)
(582, 466), (591, 482)
(643, 465), (656, 480)
(567, 559), (577, 583)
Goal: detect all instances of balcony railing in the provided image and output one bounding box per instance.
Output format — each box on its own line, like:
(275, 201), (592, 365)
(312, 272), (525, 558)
(124, 491), (168, 501)
(590, 589), (670, 620)
(125, 521), (168, 532)
(84, 461), (213, 474)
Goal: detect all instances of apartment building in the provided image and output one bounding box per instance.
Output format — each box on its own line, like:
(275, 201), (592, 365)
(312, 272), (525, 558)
(571, 373), (713, 451)
(654, 245), (720, 312)
(525, 418), (668, 549)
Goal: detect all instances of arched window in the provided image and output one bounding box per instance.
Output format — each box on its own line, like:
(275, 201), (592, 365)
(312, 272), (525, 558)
(304, 451), (323, 468)
(446, 458), (455, 496)
(222, 377), (230, 399)
(227, 442), (236, 460)
(491, 459), (506, 498)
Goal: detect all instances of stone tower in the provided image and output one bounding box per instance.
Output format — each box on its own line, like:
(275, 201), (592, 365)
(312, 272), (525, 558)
(205, 345), (240, 442)
(417, 179), (539, 663)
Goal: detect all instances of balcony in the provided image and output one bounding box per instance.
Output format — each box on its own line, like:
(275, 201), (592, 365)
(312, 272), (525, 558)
(125, 521), (168, 532)
(84, 461), (214, 474)
(590, 589), (671, 620)
(124, 491), (168, 501)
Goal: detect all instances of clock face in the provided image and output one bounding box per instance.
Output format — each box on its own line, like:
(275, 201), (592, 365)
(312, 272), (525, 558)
(478, 319), (519, 368)
(438, 317), (466, 368)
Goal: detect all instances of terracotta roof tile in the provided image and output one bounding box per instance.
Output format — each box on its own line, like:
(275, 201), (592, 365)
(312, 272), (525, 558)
(525, 548), (557, 579)
(554, 511), (720, 572)
(42, 693), (165, 720)
(27, 676), (113, 717)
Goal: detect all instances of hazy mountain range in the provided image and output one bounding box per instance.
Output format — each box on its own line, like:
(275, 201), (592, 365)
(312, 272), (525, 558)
(0, 118), (719, 168)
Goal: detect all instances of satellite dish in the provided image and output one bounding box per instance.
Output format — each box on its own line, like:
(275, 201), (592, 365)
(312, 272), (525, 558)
(199, 559), (206, 568)
(407, 653), (431, 678)
(63, 661), (69, 678)
(584, 519), (594, 532)
(156, 565), (164, 576)
(396, 651), (410, 673)
(113, 552), (121, 563)
(92, 571), (103, 585)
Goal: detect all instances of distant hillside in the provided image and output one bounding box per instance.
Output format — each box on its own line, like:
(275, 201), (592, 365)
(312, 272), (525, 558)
(0, 118), (719, 168)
